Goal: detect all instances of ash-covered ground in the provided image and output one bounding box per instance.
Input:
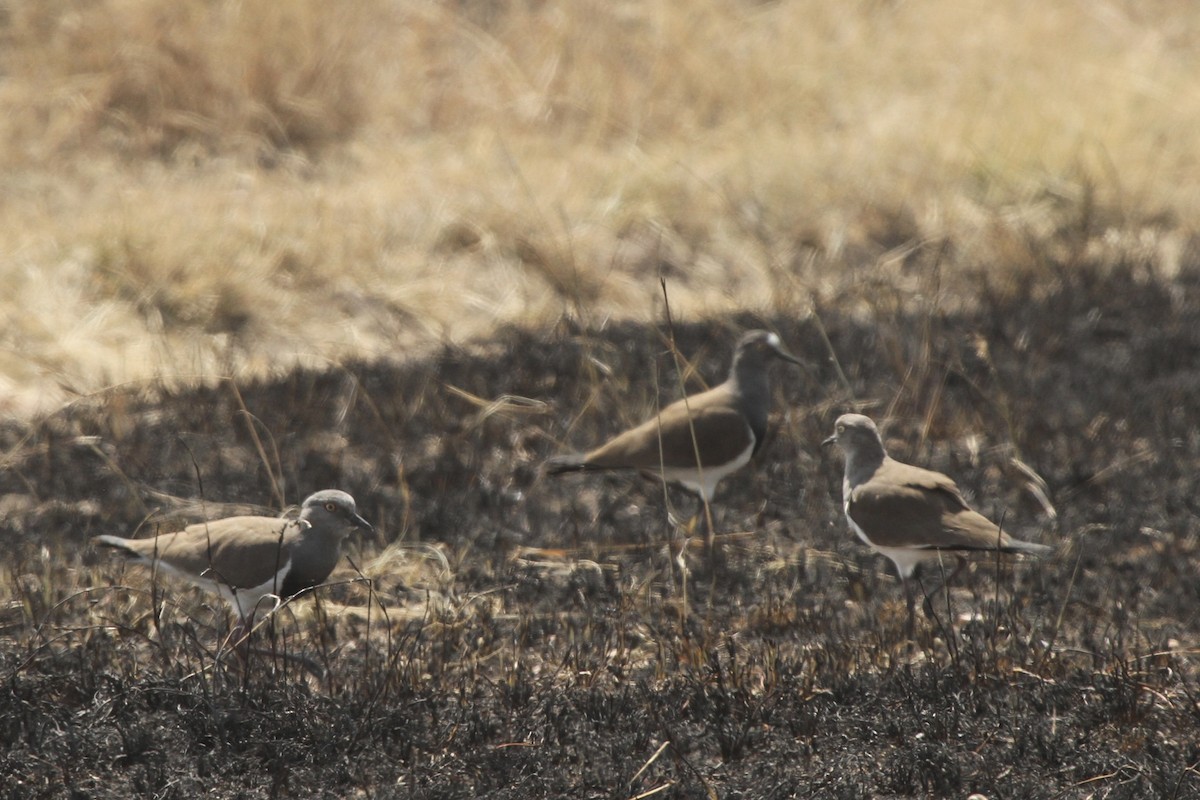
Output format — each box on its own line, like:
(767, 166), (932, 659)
(2, 261), (1199, 798)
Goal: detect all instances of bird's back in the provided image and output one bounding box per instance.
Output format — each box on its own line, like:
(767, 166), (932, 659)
(95, 515), (303, 590)
(574, 382), (752, 470)
(850, 458), (1037, 553)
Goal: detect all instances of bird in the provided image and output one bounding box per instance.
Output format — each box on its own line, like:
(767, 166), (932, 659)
(94, 490), (373, 630)
(546, 329), (803, 558)
(823, 413), (1051, 633)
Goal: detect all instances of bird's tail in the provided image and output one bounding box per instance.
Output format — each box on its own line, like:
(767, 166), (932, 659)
(93, 535), (143, 560)
(1005, 539), (1053, 557)
(544, 454), (596, 475)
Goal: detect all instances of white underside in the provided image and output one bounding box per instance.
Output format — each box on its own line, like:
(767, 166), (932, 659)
(214, 567), (294, 621)
(659, 437), (755, 502)
(133, 554), (294, 622)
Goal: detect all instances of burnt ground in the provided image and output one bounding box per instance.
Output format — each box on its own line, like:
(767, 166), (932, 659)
(2, 258), (1200, 799)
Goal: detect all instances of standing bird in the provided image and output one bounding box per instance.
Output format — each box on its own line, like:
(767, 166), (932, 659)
(823, 413), (1051, 634)
(95, 490), (373, 631)
(546, 330), (803, 558)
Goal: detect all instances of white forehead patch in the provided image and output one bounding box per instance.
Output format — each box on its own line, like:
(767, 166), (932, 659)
(766, 332), (781, 347)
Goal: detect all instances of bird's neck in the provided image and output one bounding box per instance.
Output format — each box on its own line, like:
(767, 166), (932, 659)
(844, 447), (887, 488)
(290, 519), (348, 564)
(728, 353), (770, 427)
(294, 514), (345, 544)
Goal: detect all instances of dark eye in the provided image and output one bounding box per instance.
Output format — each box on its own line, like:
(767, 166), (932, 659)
(325, 502), (337, 512)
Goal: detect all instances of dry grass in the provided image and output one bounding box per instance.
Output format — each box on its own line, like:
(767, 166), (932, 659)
(1, 0), (1198, 414)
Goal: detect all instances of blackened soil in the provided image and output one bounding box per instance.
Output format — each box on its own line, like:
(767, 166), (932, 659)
(2, 260), (1199, 799)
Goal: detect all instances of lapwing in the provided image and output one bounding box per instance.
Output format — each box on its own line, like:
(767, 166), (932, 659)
(95, 490), (373, 633)
(823, 413), (1051, 634)
(547, 330), (803, 560)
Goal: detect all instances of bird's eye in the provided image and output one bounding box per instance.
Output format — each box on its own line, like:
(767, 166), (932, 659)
(837, 425), (845, 434)
(325, 502), (337, 512)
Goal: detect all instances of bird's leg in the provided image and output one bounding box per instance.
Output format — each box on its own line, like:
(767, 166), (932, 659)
(901, 575), (917, 641)
(695, 493), (727, 577)
(228, 613), (254, 661)
(922, 554), (967, 618)
(698, 499), (714, 567)
(664, 483), (699, 538)
(211, 612), (254, 679)
(665, 533), (689, 598)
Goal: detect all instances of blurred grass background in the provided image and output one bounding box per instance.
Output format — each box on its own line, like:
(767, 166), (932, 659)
(2, 0), (1197, 414)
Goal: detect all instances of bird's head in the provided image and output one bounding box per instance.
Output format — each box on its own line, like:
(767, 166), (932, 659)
(300, 490), (374, 539)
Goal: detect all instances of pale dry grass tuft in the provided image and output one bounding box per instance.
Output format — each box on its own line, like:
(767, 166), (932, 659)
(0, 0), (378, 158)
(1, 0), (1198, 413)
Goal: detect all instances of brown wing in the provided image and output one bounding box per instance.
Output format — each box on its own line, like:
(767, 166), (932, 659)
(581, 386), (753, 471)
(848, 459), (1013, 551)
(122, 515), (303, 589)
